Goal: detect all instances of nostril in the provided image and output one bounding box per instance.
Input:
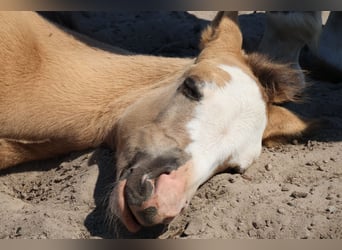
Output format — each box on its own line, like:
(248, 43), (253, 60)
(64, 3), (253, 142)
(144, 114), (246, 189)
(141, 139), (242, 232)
(125, 173), (155, 206)
(139, 178), (154, 198)
(141, 174), (149, 186)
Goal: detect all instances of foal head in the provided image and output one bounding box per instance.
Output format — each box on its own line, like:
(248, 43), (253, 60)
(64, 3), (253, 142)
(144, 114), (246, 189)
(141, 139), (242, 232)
(107, 11), (307, 232)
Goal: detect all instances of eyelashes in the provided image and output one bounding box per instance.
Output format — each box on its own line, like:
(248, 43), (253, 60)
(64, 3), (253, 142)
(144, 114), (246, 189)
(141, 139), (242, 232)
(179, 77), (202, 101)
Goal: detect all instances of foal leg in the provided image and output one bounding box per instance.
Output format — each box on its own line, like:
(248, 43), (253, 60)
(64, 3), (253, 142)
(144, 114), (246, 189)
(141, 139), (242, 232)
(262, 105), (320, 147)
(0, 139), (84, 170)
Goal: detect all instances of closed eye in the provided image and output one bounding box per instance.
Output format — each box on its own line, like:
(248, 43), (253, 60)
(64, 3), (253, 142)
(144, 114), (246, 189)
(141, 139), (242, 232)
(179, 77), (202, 101)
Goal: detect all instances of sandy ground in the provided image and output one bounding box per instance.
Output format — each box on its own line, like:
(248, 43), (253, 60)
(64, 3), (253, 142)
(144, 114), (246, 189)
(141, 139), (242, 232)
(0, 11), (341, 239)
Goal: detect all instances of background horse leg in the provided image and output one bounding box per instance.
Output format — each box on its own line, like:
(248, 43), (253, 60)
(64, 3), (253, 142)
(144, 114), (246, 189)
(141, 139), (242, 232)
(258, 11), (322, 85)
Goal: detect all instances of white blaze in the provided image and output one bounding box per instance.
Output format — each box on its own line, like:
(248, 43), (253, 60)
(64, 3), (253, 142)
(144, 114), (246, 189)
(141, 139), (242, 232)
(186, 65), (267, 187)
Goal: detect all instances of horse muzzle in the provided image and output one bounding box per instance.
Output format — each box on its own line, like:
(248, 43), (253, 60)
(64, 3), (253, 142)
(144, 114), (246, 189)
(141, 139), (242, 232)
(112, 160), (194, 232)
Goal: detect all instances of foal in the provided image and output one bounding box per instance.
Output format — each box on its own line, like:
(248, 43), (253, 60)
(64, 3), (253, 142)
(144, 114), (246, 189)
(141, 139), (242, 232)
(0, 11), (312, 231)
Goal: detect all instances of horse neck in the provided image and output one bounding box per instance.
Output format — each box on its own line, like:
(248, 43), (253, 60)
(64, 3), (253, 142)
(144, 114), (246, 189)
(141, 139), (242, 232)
(38, 23), (193, 144)
(40, 25), (193, 145)
(0, 12), (193, 145)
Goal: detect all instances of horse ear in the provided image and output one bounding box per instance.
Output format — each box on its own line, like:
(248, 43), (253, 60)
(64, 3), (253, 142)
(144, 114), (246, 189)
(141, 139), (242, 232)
(246, 52), (305, 103)
(245, 53), (319, 146)
(210, 11), (239, 30)
(198, 11), (242, 60)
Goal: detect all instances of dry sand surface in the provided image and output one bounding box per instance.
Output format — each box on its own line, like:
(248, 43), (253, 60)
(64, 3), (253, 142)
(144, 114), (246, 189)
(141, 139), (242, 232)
(0, 11), (341, 239)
